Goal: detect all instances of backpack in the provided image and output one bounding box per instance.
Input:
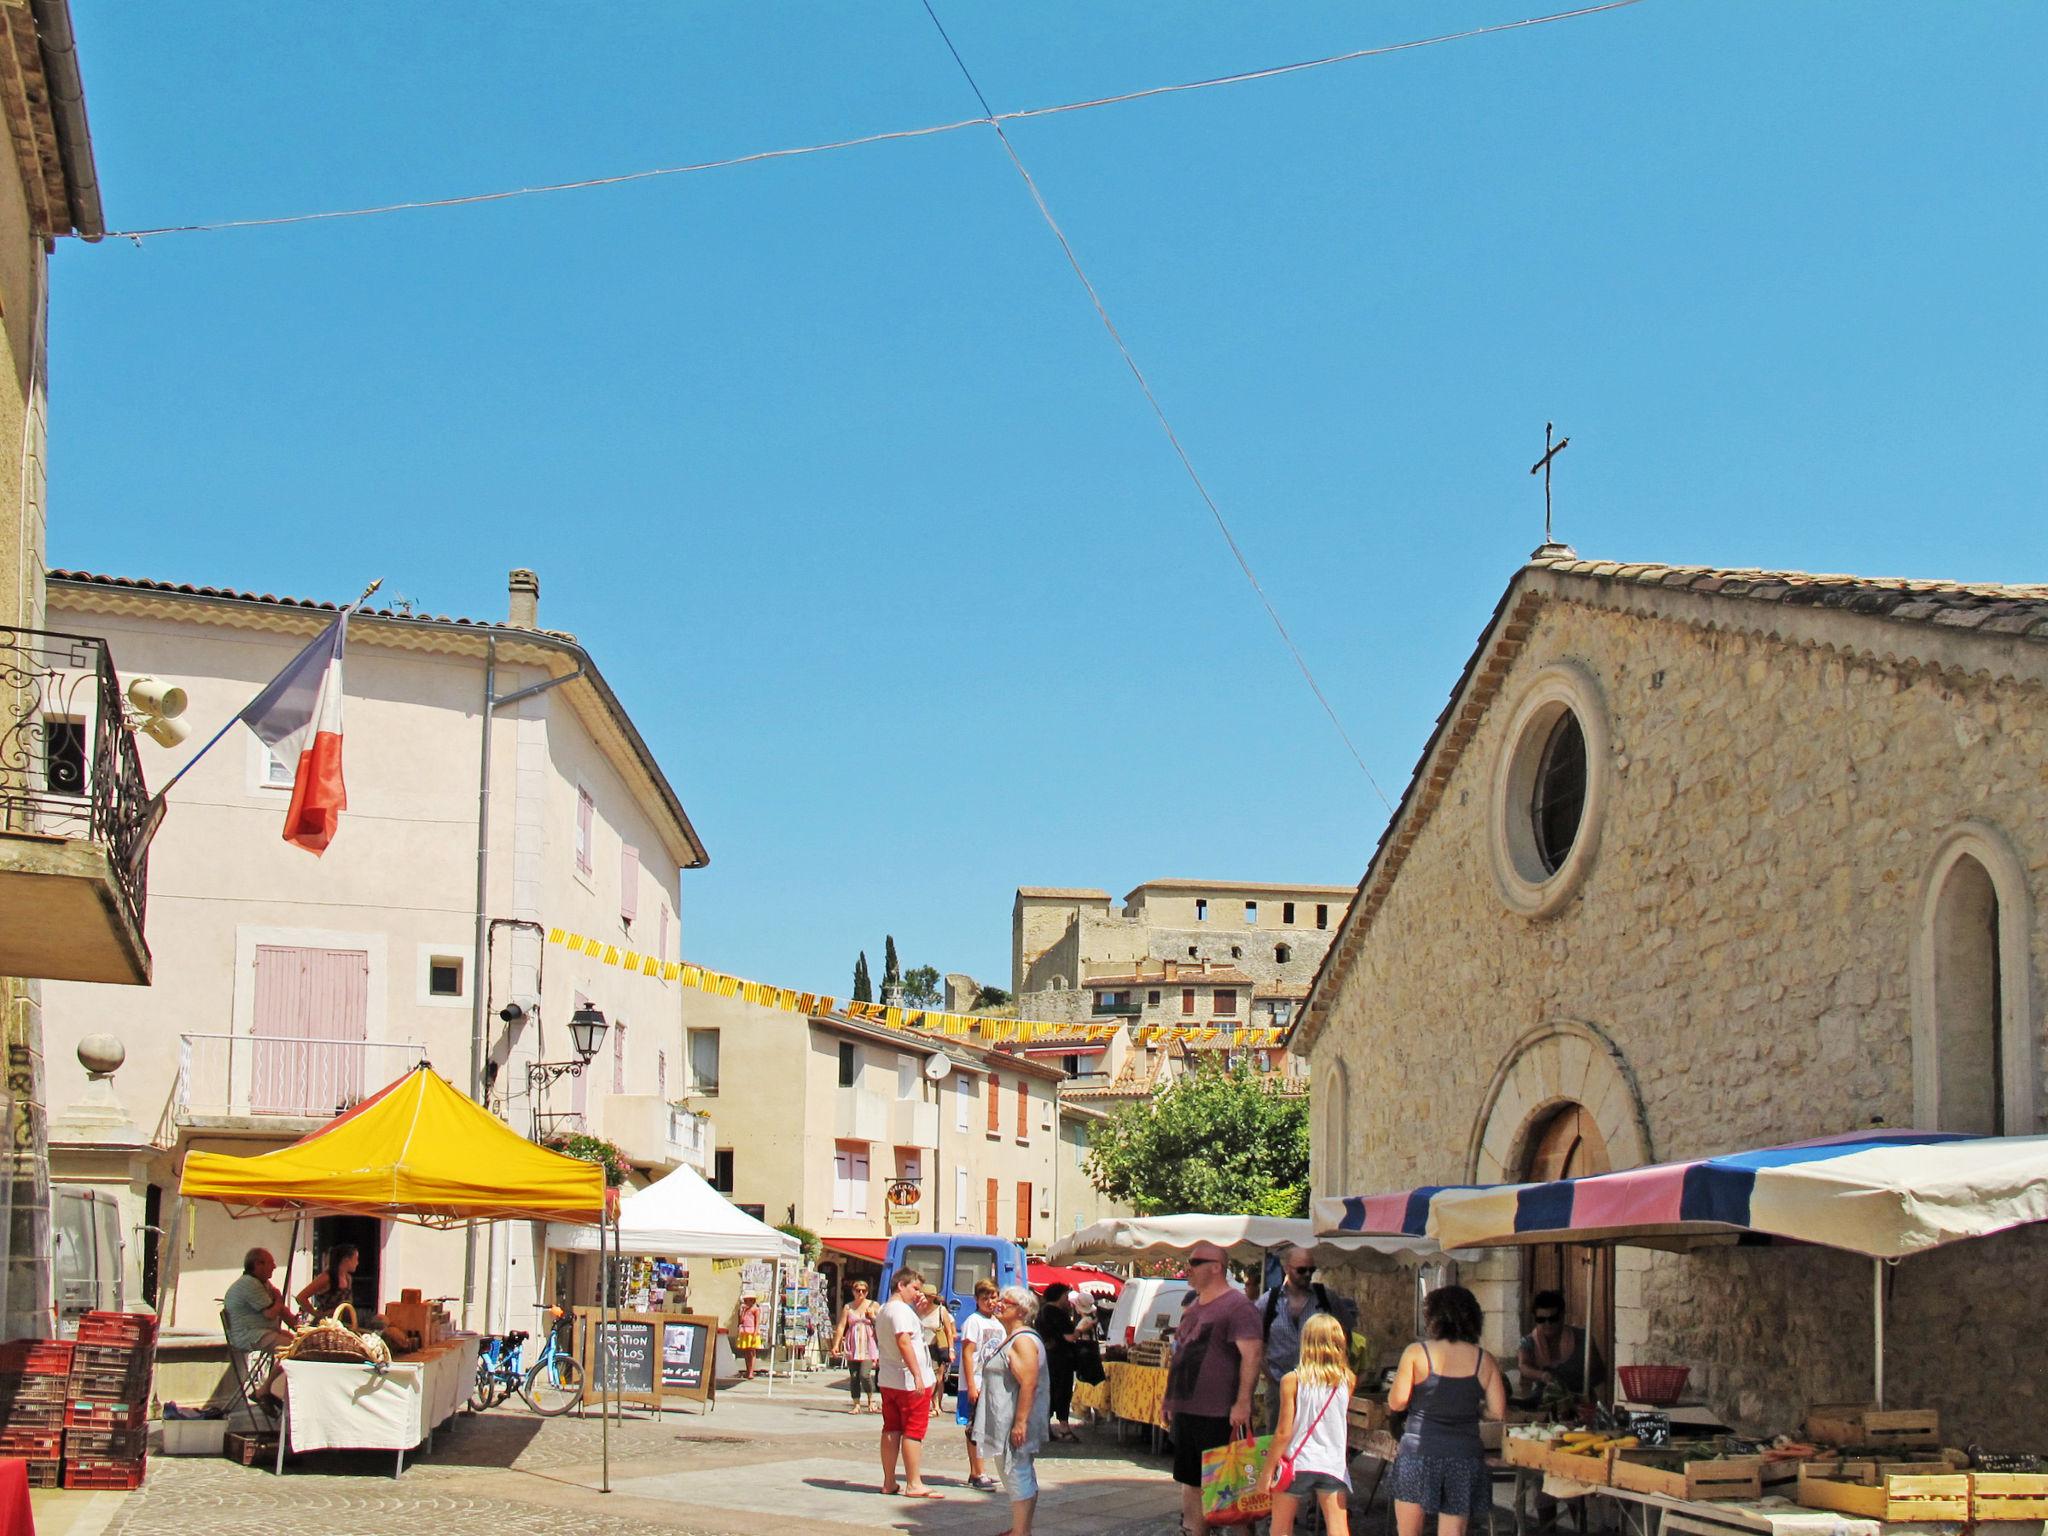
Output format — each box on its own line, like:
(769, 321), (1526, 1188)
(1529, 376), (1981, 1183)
(1263, 1283), (1352, 1339)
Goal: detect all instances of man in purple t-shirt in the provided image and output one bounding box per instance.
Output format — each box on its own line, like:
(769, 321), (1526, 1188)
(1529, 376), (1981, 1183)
(1163, 1241), (1265, 1536)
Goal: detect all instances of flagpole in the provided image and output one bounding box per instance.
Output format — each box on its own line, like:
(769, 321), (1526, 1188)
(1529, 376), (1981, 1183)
(144, 577), (384, 806)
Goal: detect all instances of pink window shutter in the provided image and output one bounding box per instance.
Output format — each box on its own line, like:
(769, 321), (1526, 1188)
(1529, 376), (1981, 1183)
(621, 845), (639, 923)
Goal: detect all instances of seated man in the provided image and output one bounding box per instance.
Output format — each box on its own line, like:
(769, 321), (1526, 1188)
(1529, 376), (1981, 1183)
(224, 1247), (296, 1404)
(1516, 1289), (1603, 1402)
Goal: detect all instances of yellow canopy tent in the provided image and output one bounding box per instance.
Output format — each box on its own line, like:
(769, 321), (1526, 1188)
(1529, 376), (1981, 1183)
(179, 1062), (605, 1225)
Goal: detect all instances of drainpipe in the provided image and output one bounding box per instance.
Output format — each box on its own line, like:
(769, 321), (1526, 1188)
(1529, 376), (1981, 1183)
(461, 635), (584, 1327)
(27, 0), (104, 240)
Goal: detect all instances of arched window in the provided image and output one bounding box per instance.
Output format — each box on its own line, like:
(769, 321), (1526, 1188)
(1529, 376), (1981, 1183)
(1275, 943), (1292, 964)
(1320, 1058), (1350, 1195)
(1913, 823), (2036, 1134)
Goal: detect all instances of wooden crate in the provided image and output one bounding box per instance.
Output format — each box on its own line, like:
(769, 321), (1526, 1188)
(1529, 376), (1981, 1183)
(1610, 1449), (1762, 1501)
(1803, 1404), (1939, 1450)
(1974, 1472), (2048, 1521)
(1795, 1459), (1969, 1521)
(223, 1429), (278, 1467)
(1503, 1435), (1551, 1471)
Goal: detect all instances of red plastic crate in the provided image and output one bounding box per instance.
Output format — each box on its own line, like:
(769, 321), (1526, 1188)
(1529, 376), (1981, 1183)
(1, 1457), (60, 1489)
(64, 1399), (145, 1429)
(0, 1342), (75, 1375)
(75, 1312), (155, 1343)
(0, 1433), (59, 1459)
(63, 1424), (146, 1463)
(62, 1458), (146, 1490)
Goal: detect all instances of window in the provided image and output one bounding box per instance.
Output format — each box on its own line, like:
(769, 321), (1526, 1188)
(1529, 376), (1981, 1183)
(896, 1147), (922, 1189)
(1215, 990), (1238, 1017)
(1147, 990), (1161, 1006)
(953, 1244), (999, 1293)
(987, 1074), (1002, 1134)
(896, 1054), (917, 1101)
(1181, 988), (1195, 1016)
(1914, 826), (2036, 1137)
(1275, 944), (1292, 965)
(1315, 904), (1328, 930)
(1015, 1080), (1029, 1141)
(620, 844), (640, 924)
(1014, 1182), (1033, 1243)
(1272, 1001), (1293, 1028)
(1531, 711), (1588, 875)
(737, 1203), (766, 1221)
(897, 1243), (943, 1291)
(984, 1177), (999, 1235)
(263, 747), (295, 788)
(612, 1019), (627, 1094)
(45, 719), (85, 795)
(574, 787), (595, 874)
(838, 1040), (857, 1088)
(833, 1142), (870, 1218)
(1195, 899), (1208, 922)
(427, 955), (464, 997)
(1244, 901), (1257, 925)
(688, 1028), (720, 1095)
(1231, 946), (1242, 959)
(1186, 946), (1197, 958)
(954, 1072), (971, 1131)
(712, 1148), (735, 1193)
(1060, 1053), (1080, 1077)
(955, 1166), (969, 1228)
(1282, 901), (1295, 925)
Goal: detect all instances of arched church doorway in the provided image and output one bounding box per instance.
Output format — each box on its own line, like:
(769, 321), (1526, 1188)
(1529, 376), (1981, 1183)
(1521, 1103), (1611, 1402)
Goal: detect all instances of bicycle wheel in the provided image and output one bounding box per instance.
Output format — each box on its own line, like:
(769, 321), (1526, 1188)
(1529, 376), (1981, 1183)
(520, 1353), (584, 1416)
(469, 1359), (499, 1413)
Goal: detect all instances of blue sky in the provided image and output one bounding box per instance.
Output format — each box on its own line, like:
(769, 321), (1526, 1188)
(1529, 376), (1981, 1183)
(52, 3), (2047, 993)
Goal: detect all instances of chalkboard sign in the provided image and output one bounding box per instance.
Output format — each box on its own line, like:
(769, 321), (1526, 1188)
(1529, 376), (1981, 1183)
(574, 1309), (717, 1411)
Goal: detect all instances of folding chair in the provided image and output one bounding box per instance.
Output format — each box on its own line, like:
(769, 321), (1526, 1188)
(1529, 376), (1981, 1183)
(220, 1309), (280, 1433)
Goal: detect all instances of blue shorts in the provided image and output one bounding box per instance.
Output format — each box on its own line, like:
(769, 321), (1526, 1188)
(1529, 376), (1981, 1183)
(1281, 1469), (1350, 1501)
(1002, 1448), (1039, 1500)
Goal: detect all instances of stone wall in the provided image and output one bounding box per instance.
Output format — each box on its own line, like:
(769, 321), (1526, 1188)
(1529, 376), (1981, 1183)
(1308, 589), (2048, 1443)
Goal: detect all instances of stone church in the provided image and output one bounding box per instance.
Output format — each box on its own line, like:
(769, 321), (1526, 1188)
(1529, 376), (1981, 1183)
(1293, 551), (2047, 1444)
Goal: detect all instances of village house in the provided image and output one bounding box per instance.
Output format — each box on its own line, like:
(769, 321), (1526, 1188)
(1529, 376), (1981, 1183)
(1293, 551), (2048, 1444)
(37, 569), (711, 1357)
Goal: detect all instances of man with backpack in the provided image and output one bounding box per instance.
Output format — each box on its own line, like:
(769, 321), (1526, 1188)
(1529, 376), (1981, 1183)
(1261, 1247), (1357, 1431)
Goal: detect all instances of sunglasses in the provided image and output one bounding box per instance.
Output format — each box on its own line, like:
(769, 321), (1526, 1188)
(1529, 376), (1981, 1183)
(1187, 1257), (1221, 1269)
(1289, 1265), (1316, 1276)
(1534, 1312), (1562, 1323)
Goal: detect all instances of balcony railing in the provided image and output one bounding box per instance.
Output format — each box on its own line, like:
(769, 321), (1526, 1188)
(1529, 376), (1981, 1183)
(0, 627), (153, 936)
(1090, 1000), (1141, 1017)
(173, 1032), (427, 1123)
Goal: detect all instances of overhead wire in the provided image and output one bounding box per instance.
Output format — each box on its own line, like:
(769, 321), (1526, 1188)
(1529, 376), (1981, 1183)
(106, 0), (1645, 243)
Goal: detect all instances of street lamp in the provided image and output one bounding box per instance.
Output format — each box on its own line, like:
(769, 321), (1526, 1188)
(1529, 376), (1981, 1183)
(527, 1004), (611, 1138)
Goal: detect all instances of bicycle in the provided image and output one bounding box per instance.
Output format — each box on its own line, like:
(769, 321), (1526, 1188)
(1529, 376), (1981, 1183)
(470, 1310), (584, 1416)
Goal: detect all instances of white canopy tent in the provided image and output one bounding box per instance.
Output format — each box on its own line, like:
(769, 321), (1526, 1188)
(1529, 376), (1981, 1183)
(1048, 1212), (1450, 1268)
(546, 1162), (801, 1395)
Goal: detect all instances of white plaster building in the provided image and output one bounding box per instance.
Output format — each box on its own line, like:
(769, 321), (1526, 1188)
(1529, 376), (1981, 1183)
(38, 568), (709, 1347)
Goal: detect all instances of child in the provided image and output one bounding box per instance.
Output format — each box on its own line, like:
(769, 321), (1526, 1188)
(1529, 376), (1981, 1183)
(1257, 1311), (1355, 1536)
(735, 1292), (764, 1381)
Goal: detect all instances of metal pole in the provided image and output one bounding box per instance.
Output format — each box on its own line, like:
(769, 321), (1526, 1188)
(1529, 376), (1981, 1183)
(462, 638), (497, 1328)
(1873, 1257), (1885, 1410)
(1583, 1243), (1595, 1405)
(601, 1211), (611, 1493)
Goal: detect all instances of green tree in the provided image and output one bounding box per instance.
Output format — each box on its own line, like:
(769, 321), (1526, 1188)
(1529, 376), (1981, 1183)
(901, 965), (943, 1007)
(972, 984), (1011, 1010)
(1084, 1064), (1308, 1217)
(852, 950), (873, 1003)
(882, 935), (901, 1000)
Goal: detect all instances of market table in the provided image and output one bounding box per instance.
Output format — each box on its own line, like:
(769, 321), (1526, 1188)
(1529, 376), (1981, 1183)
(1103, 1361), (1170, 1446)
(1530, 1473), (2047, 1536)
(275, 1333), (482, 1477)
(0, 1458), (28, 1536)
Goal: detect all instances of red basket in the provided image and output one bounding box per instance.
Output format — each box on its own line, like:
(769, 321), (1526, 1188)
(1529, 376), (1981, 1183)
(1618, 1364), (1691, 1405)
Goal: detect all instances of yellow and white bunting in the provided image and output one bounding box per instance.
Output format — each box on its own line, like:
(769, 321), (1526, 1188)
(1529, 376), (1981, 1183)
(541, 928), (1287, 1051)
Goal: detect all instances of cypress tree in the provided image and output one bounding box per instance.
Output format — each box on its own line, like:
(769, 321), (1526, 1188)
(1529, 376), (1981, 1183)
(882, 935), (901, 1001)
(853, 951), (873, 1003)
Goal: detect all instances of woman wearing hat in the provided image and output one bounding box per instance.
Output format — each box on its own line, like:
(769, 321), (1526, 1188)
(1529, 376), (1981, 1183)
(736, 1291), (765, 1381)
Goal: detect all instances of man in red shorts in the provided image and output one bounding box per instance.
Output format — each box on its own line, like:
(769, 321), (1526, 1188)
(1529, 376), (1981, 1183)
(875, 1269), (943, 1498)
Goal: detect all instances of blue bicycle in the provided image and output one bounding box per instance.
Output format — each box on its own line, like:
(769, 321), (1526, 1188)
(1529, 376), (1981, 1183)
(471, 1310), (584, 1416)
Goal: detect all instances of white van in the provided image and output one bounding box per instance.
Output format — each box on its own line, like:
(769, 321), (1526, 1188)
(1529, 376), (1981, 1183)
(1106, 1277), (1191, 1351)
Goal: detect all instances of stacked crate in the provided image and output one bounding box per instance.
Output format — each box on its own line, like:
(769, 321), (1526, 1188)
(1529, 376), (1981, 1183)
(0, 1340), (75, 1487)
(61, 1312), (155, 1490)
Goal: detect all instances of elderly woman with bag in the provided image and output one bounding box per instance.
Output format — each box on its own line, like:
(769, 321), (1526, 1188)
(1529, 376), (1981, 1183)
(973, 1285), (1051, 1536)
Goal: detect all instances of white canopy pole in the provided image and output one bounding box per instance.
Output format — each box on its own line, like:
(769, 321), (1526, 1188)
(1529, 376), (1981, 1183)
(1873, 1257), (1884, 1410)
(765, 1259), (780, 1398)
(600, 1211), (611, 1493)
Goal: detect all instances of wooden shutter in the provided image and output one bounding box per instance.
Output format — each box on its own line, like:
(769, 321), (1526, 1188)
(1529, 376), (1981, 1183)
(1182, 988), (1195, 1016)
(620, 844), (639, 922)
(1015, 1182), (1032, 1243)
(986, 1074), (1000, 1133)
(851, 1147), (870, 1218)
(576, 788), (595, 872)
(250, 945), (369, 1116)
(984, 1178), (999, 1235)
(1015, 1080), (1028, 1139)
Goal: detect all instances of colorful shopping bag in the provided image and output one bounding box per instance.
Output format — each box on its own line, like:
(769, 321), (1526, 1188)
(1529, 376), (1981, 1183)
(1199, 1431), (1274, 1525)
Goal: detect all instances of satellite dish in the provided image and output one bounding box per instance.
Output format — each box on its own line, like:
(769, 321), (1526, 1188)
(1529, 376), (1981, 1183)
(923, 1053), (954, 1082)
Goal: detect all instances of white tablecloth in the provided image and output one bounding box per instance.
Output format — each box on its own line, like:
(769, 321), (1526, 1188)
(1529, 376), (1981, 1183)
(281, 1335), (481, 1455)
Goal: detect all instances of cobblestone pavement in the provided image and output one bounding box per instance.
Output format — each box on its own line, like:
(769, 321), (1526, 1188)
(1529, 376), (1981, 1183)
(101, 1379), (1198, 1536)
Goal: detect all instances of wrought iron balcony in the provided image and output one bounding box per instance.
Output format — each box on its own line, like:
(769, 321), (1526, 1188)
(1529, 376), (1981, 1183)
(1090, 999), (1141, 1017)
(0, 627), (154, 984)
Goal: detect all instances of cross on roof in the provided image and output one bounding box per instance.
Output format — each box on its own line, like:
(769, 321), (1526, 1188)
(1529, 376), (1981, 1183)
(1530, 423), (1570, 548)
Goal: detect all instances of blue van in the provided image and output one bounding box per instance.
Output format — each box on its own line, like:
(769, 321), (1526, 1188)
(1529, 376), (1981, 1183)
(879, 1233), (1027, 1340)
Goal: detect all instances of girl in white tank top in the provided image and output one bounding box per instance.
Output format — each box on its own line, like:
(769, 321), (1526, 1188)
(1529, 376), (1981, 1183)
(1258, 1312), (1355, 1536)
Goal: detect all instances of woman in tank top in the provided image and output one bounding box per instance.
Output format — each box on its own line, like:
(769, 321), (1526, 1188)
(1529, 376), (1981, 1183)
(829, 1280), (883, 1413)
(1256, 1311), (1357, 1536)
(1387, 1284), (1507, 1536)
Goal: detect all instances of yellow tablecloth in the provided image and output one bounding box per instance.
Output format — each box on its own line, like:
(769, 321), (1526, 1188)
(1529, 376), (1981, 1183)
(1104, 1360), (1170, 1430)
(1071, 1376), (1110, 1416)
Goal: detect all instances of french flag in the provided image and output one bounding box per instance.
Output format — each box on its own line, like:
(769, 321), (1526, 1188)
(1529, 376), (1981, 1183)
(239, 615), (349, 854)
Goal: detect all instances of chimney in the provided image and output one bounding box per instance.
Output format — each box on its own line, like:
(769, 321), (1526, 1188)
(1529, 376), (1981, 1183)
(508, 569), (539, 628)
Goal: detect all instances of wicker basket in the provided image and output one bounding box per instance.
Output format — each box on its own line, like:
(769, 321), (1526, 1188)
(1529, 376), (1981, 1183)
(282, 1306), (390, 1366)
(1618, 1364), (1691, 1405)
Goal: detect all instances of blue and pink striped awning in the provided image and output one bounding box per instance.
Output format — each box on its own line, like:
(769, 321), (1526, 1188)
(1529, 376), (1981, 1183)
(1317, 1131), (2048, 1261)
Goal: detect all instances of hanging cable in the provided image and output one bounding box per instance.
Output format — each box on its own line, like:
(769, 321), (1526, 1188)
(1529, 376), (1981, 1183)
(918, 0), (1397, 805)
(106, 1), (1644, 242)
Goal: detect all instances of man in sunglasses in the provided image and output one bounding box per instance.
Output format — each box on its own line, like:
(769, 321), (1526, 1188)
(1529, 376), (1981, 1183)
(1162, 1242), (1264, 1536)
(1516, 1289), (1601, 1401)
(1260, 1247), (1357, 1431)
